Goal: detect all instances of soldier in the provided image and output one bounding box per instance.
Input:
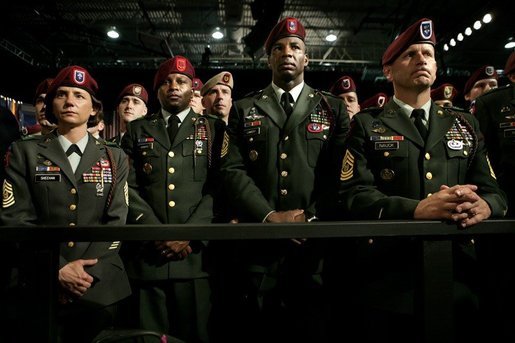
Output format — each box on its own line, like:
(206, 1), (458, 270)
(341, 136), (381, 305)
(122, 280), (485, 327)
(360, 92), (389, 110)
(431, 83), (458, 108)
(219, 17), (349, 342)
(120, 55), (224, 342)
(87, 109), (105, 139)
(1, 65), (131, 342)
(473, 51), (515, 341)
(110, 83), (148, 145)
(464, 65), (498, 112)
(336, 18), (506, 342)
(201, 71), (233, 124)
(329, 75), (360, 119)
(190, 77), (205, 114)
(34, 78), (58, 135)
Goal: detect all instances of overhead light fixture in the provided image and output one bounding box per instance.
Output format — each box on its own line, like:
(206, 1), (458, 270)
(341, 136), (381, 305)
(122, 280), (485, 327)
(325, 32), (337, 42)
(506, 39), (515, 49)
(107, 26), (119, 39)
(450, 38), (456, 47)
(465, 27), (473, 36)
(457, 33), (464, 41)
(482, 13), (493, 24)
(443, 44), (449, 51)
(473, 20), (482, 30)
(212, 27), (224, 40)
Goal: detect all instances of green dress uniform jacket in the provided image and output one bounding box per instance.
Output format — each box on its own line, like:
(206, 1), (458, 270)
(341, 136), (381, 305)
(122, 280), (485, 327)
(1, 132), (131, 307)
(121, 109), (223, 280)
(474, 83), (515, 216)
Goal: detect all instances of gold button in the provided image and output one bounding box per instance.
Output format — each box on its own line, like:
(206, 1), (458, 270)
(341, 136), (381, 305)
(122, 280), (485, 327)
(323, 135), (327, 139)
(168, 184), (175, 191)
(67, 242), (75, 248)
(368, 238), (374, 244)
(427, 193), (432, 198)
(168, 201), (176, 207)
(281, 171), (288, 177)
(168, 167), (175, 174)
(168, 151), (175, 158)
(426, 172), (433, 180)
(280, 153), (287, 160)
(69, 223), (76, 226)
(248, 137), (254, 142)
(470, 239), (475, 245)
(383, 152), (390, 157)
(69, 204), (76, 211)
(280, 189), (288, 195)
(463, 150), (468, 156)
(284, 136), (289, 141)
(142, 151), (147, 156)
(70, 188), (77, 194)
(425, 153), (431, 160)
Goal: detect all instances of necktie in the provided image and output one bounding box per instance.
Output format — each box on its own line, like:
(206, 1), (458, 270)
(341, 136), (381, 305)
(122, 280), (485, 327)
(281, 92), (293, 117)
(167, 115), (181, 144)
(411, 109), (428, 140)
(65, 144), (82, 157)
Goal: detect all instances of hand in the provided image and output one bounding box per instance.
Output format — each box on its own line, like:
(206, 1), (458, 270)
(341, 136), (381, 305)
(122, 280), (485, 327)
(58, 259), (97, 298)
(155, 240), (192, 260)
(453, 196), (492, 228)
(414, 184), (480, 221)
(265, 209), (305, 223)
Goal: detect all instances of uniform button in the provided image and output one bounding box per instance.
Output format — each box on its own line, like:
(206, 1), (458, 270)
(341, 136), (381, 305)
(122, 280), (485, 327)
(168, 184), (175, 191)
(368, 238), (374, 244)
(70, 188), (77, 194)
(383, 152), (390, 157)
(463, 150), (468, 156)
(425, 153), (431, 160)
(67, 242), (75, 248)
(284, 136), (289, 141)
(168, 201), (176, 207)
(280, 189), (288, 196)
(168, 167), (175, 174)
(425, 172), (433, 180)
(323, 134), (327, 140)
(427, 193), (432, 198)
(470, 239), (475, 245)
(142, 151), (147, 156)
(248, 137), (254, 142)
(69, 204), (77, 211)
(281, 171), (288, 177)
(280, 153), (287, 160)
(168, 151), (175, 158)
(69, 223), (76, 226)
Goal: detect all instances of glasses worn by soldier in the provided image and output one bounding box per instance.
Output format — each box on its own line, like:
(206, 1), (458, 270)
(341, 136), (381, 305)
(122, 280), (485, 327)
(1, 65), (131, 343)
(119, 55), (224, 343)
(217, 17), (350, 343)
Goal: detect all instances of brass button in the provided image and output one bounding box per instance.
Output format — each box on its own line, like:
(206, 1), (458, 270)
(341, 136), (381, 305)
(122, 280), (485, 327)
(368, 238), (374, 244)
(280, 153), (287, 160)
(383, 151), (390, 157)
(323, 135), (327, 139)
(281, 171), (288, 177)
(70, 188), (77, 195)
(426, 172), (433, 180)
(69, 223), (76, 226)
(425, 153), (431, 160)
(67, 242), (75, 248)
(168, 184), (175, 191)
(168, 151), (175, 158)
(463, 150), (468, 156)
(69, 204), (77, 211)
(168, 201), (176, 207)
(142, 151), (147, 156)
(280, 189), (288, 196)
(284, 136), (289, 141)
(427, 193), (432, 198)
(168, 167), (175, 174)
(248, 137), (254, 142)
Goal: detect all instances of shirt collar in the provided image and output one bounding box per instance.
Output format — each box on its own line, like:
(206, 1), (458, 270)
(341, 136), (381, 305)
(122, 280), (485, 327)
(392, 96), (432, 122)
(58, 132), (89, 155)
(271, 81), (305, 103)
(161, 107), (190, 126)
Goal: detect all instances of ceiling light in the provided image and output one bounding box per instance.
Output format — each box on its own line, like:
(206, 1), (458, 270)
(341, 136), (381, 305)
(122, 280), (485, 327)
(457, 33), (464, 41)
(473, 20), (482, 30)
(212, 27), (224, 40)
(443, 44), (449, 51)
(505, 42), (515, 49)
(482, 13), (493, 24)
(107, 26), (119, 39)
(450, 38), (456, 47)
(465, 27), (473, 36)
(325, 32), (337, 42)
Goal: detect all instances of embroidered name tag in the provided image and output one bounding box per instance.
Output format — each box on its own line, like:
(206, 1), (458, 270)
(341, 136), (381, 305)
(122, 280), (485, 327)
(374, 141), (399, 150)
(35, 174), (61, 182)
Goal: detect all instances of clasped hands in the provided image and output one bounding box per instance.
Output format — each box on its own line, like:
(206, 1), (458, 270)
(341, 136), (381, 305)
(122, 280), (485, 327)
(266, 209), (307, 245)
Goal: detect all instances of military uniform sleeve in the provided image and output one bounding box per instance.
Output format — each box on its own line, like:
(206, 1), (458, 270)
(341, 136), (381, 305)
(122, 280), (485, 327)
(220, 103), (274, 221)
(338, 115), (419, 219)
(103, 147), (129, 225)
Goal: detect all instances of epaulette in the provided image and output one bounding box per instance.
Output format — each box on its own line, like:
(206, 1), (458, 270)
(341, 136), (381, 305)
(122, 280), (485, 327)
(202, 113), (219, 121)
(357, 107), (384, 117)
(243, 89), (264, 98)
(21, 134), (42, 141)
(316, 89), (337, 98)
(103, 140), (119, 148)
(479, 83), (512, 98)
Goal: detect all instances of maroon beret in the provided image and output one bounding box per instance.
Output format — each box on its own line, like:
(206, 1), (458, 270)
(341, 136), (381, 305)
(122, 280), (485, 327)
(117, 83), (149, 104)
(34, 78), (54, 102)
(504, 51), (515, 76)
(330, 76), (357, 96)
(463, 65), (498, 95)
(431, 83), (458, 102)
(47, 66), (98, 97)
(153, 55), (195, 90)
(192, 78), (204, 91)
(382, 18), (436, 66)
(265, 17), (306, 55)
(360, 93), (389, 109)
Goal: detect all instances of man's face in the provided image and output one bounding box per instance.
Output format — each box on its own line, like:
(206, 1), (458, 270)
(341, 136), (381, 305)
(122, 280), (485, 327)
(52, 86), (96, 128)
(190, 91), (205, 114)
(434, 99), (453, 108)
(201, 84), (232, 120)
(117, 95), (147, 123)
(383, 43), (437, 92)
(268, 36), (308, 83)
(157, 74), (193, 113)
(338, 92), (360, 118)
(465, 79), (498, 102)
(35, 93), (57, 129)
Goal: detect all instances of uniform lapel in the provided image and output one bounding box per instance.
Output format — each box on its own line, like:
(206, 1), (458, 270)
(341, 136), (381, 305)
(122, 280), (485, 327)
(142, 111), (170, 150)
(379, 101), (424, 148)
(283, 85), (318, 136)
(36, 133), (77, 186)
(254, 85), (286, 128)
(172, 109), (196, 148)
(75, 134), (103, 178)
(426, 103), (455, 151)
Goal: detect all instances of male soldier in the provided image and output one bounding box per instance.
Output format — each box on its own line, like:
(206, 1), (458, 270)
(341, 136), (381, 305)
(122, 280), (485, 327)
(1, 66), (131, 342)
(201, 71), (233, 124)
(473, 51), (515, 341)
(464, 65), (498, 112)
(111, 83), (148, 145)
(360, 92), (389, 110)
(34, 78), (58, 135)
(330, 75), (360, 119)
(190, 77), (205, 114)
(431, 83), (458, 108)
(121, 55), (223, 342)
(336, 18), (506, 342)
(219, 17), (349, 343)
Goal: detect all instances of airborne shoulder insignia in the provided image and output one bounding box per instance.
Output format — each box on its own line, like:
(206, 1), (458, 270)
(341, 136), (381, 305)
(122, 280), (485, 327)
(340, 150), (355, 181)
